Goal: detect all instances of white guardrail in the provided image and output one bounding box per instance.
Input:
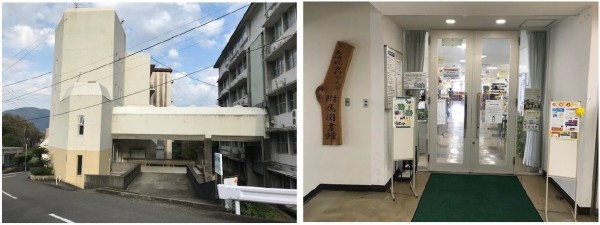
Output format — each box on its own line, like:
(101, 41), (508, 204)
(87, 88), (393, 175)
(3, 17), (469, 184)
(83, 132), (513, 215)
(217, 184), (297, 215)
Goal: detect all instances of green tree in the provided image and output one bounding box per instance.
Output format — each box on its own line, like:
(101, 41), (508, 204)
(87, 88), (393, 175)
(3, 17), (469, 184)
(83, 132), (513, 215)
(181, 141), (202, 160)
(2, 114), (44, 147)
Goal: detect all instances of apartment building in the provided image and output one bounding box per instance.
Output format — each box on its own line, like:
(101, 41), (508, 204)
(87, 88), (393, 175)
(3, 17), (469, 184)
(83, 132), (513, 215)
(214, 2), (297, 189)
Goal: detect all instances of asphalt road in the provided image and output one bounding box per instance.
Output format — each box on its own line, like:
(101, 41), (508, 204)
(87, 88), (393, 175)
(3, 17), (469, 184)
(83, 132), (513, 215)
(2, 172), (233, 223)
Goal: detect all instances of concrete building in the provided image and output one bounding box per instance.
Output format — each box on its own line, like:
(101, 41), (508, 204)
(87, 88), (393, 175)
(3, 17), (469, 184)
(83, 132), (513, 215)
(47, 8), (267, 189)
(215, 3), (297, 189)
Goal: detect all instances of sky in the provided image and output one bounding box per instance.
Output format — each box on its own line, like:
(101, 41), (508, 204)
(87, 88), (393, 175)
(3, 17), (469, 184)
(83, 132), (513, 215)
(2, 2), (249, 111)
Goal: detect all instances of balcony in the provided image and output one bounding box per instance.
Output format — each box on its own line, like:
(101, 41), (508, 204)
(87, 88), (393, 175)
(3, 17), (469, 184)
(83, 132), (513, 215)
(270, 109), (296, 130)
(227, 48), (247, 70)
(267, 67), (296, 96)
(264, 3), (295, 27)
(218, 69), (229, 81)
(220, 145), (245, 162)
(232, 95), (249, 107)
(264, 28), (296, 61)
(229, 68), (248, 89)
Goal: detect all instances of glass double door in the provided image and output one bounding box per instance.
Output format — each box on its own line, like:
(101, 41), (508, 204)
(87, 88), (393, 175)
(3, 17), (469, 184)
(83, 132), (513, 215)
(428, 30), (519, 174)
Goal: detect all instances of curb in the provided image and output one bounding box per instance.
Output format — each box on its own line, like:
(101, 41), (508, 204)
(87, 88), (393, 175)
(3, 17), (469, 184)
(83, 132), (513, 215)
(95, 188), (294, 223)
(96, 188), (224, 212)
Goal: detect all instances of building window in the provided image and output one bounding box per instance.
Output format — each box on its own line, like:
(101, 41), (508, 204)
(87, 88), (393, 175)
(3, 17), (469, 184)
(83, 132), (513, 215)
(284, 6), (296, 31)
(278, 93), (287, 115)
(273, 18), (283, 41)
(77, 155), (83, 175)
(290, 132), (297, 155)
(78, 115), (84, 135)
(288, 90), (297, 111)
(271, 56), (285, 78)
(275, 132), (289, 154)
(285, 48), (297, 71)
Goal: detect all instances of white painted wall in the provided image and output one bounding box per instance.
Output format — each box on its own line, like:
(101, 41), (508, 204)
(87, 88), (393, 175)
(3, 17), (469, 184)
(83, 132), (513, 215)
(124, 53), (150, 106)
(304, 2), (402, 195)
(545, 6), (598, 208)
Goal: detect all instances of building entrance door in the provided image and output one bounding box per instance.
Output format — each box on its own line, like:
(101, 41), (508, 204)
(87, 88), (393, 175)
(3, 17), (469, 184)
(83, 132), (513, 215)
(428, 30), (519, 174)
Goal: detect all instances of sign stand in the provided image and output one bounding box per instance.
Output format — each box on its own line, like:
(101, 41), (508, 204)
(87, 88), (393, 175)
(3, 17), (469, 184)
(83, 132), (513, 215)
(544, 101), (581, 222)
(389, 96), (419, 201)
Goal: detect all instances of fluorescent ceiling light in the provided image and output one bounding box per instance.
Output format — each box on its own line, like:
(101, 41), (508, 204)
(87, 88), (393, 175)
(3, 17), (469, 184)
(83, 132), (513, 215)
(496, 19), (506, 24)
(481, 55), (487, 58)
(487, 66), (498, 70)
(459, 59), (465, 63)
(446, 19), (456, 24)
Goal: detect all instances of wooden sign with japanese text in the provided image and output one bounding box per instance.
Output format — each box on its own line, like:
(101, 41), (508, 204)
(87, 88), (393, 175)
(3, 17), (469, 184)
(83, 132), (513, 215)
(316, 41), (354, 145)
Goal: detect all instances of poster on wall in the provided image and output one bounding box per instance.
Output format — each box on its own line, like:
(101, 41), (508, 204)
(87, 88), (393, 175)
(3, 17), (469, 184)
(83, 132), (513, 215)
(403, 72), (428, 89)
(393, 97), (414, 128)
(437, 99), (446, 125)
(385, 46), (402, 109)
(442, 67), (460, 79)
(485, 100), (503, 124)
(550, 101), (580, 140)
(523, 89), (541, 131)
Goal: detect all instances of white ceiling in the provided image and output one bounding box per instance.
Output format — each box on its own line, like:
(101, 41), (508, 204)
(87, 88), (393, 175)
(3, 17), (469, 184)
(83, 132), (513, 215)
(372, 2), (597, 30)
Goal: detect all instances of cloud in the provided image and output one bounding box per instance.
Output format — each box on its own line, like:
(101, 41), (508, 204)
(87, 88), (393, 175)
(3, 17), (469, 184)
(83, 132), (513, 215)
(2, 58), (52, 110)
(197, 18), (225, 37)
(168, 49), (179, 58)
(3, 25), (54, 49)
(198, 39), (217, 49)
(170, 68), (218, 106)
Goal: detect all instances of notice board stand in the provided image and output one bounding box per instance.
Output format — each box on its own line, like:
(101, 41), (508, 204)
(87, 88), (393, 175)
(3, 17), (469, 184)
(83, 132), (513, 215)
(389, 96), (418, 201)
(545, 101), (581, 222)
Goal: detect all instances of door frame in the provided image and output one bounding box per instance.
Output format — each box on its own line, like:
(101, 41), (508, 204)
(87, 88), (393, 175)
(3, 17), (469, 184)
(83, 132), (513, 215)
(427, 30), (519, 174)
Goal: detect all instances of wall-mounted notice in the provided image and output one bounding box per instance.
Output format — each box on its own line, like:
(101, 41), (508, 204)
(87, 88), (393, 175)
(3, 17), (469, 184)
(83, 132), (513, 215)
(485, 100), (503, 124)
(437, 99), (446, 125)
(442, 67), (460, 79)
(524, 89), (541, 131)
(550, 101), (580, 140)
(385, 46), (402, 109)
(404, 72), (428, 89)
(393, 97), (414, 128)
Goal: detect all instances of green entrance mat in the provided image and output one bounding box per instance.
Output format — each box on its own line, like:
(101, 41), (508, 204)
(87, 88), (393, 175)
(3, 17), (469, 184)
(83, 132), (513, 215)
(412, 173), (543, 222)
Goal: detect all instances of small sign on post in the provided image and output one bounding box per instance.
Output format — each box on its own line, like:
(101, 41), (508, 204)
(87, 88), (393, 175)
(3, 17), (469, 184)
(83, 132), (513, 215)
(214, 153), (223, 176)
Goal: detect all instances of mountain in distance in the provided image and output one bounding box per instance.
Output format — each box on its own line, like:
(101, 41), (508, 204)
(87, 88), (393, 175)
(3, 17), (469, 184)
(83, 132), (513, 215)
(2, 107), (50, 132)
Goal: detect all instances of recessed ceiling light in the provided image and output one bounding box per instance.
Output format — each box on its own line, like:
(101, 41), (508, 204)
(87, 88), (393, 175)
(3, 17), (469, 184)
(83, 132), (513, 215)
(496, 19), (506, 24)
(487, 66), (498, 70)
(481, 55), (487, 58)
(446, 19), (456, 24)
(459, 59), (465, 63)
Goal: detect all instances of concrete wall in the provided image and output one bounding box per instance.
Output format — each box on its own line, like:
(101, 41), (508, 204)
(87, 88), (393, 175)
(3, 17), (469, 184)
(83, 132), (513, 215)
(304, 2), (400, 195)
(112, 106), (267, 141)
(150, 71), (172, 107)
(545, 6), (598, 208)
(124, 53), (150, 106)
(85, 163), (140, 189)
(249, 34), (265, 106)
(186, 165), (218, 201)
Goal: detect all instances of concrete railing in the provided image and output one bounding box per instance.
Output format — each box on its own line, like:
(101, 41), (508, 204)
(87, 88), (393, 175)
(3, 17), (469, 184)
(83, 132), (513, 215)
(186, 165), (218, 201)
(84, 163), (141, 189)
(124, 159), (195, 167)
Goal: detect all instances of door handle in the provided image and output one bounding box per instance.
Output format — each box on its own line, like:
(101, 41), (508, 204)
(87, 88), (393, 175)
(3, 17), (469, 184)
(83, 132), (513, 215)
(476, 92), (482, 139)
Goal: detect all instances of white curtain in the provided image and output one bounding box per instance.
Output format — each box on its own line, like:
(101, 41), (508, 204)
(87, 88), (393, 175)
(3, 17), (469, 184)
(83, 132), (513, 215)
(523, 31), (547, 168)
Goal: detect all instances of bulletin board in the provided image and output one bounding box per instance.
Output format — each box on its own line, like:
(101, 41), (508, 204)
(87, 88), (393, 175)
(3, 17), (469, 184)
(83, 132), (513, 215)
(385, 46), (403, 109)
(392, 96), (416, 160)
(547, 101), (581, 178)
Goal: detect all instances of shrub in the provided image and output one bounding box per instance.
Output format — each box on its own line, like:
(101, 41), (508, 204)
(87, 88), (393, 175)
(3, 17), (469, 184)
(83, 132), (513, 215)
(30, 167), (54, 176)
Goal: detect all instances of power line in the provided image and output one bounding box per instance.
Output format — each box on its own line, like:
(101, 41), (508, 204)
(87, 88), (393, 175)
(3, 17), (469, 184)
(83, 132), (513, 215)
(2, 4), (248, 104)
(2, 4), (246, 92)
(3, 72), (52, 87)
(151, 56), (216, 87)
(25, 65), (214, 122)
(2, 37), (48, 73)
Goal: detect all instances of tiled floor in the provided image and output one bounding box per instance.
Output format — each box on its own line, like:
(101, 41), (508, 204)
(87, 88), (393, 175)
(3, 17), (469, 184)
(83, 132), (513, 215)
(304, 171), (598, 222)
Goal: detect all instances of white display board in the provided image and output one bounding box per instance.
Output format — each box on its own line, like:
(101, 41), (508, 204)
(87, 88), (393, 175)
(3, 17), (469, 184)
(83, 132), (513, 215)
(385, 46), (402, 109)
(392, 97), (416, 160)
(547, 101), (581, 178)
